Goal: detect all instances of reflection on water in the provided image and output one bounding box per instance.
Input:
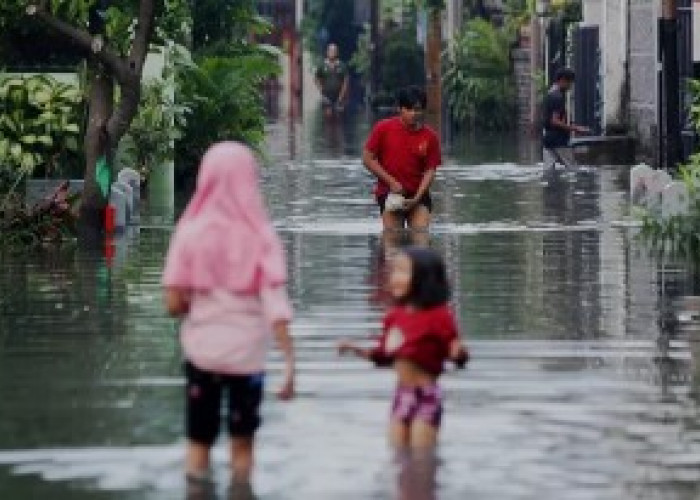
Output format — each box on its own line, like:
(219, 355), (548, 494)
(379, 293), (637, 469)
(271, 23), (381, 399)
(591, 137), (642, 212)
(2, 114), (700, 499)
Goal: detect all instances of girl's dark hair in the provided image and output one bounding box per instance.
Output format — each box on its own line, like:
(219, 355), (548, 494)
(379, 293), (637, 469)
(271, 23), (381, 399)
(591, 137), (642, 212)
(396, 86), (427, 110)
(400, 246), (450, 309)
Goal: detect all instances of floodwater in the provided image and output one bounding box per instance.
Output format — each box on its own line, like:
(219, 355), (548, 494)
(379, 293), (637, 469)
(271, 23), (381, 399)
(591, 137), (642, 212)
(1, 111), (700, 500)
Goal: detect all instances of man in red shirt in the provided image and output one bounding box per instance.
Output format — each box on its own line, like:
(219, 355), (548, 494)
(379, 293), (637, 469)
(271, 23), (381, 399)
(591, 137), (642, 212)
(363, 86), (441, 239)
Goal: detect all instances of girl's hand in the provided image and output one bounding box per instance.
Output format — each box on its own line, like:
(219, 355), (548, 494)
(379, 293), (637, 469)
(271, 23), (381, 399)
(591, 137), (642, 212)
(277, 376), (295, 401)
(450, 341), (469, 369)
(337, 341), (357, 356)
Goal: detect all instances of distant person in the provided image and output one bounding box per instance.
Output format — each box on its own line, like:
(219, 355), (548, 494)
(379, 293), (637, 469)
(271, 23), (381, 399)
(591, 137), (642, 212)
(363, 86), (441, 242)
(542, 68), (590, 177)
(315, 43), (349, 118)
(162, 142), (295, 490)
(338, 246), (469, 449)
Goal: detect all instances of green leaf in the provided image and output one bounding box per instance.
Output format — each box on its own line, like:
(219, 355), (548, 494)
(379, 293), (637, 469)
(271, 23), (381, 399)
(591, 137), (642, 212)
(95, 156), (111, 199)
(37, 136), (53, 147)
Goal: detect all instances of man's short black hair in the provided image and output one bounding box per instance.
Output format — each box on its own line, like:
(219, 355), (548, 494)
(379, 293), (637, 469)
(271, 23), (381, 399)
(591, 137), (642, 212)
(399, 246), (450, 309)
(396, 86), (427, 110)
(555, 68), (575, 83)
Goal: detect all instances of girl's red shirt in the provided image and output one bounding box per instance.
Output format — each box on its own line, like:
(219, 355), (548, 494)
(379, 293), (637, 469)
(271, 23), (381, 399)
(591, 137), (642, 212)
(369, 304), (459, 375)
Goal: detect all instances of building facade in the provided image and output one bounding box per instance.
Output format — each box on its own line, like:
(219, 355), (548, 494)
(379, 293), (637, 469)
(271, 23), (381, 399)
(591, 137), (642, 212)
(579, 0), (696, 163)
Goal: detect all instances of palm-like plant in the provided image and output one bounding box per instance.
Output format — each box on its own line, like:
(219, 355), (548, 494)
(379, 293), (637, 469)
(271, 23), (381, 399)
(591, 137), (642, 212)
(443, 19), (516, 130)
(175, 48), (280, 182)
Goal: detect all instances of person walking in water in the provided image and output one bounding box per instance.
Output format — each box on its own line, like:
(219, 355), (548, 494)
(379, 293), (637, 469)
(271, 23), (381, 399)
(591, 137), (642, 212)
(363, 86), (442, 244)
(315, 43), (349, 118)
(338, 247), (469, 449)
(162, 142), (295, 493)
(542, 68), (590, 178)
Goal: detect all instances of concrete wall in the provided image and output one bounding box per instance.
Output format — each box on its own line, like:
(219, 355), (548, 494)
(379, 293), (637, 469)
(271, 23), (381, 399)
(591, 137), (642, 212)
(582, 0), (658, 160)
(603, 0), (628, 129)
(581, 0), (627, 130)
(695, 0), (700, 63)
(628, 0), (659, 159)
(512, 48), (532, 127)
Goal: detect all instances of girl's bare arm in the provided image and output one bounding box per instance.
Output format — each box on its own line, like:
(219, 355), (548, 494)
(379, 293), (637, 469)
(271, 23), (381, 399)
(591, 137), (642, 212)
(165, 288), (190, 317)
(273, 320), (295, 400)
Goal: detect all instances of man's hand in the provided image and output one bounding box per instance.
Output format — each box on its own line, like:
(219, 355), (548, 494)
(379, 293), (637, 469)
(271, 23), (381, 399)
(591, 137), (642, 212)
(388, 179), (404, 194)
(403, 196), (419, 211)
(574, 125), (592, 135)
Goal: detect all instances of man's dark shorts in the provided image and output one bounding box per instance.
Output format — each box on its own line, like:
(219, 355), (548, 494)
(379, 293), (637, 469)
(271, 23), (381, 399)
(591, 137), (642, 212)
(185, 362), (264, 445)
(377, 192), (433, 215)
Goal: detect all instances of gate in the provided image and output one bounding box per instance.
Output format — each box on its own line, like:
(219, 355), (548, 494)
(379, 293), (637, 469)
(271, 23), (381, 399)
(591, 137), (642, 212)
(572, 26), (602, 135)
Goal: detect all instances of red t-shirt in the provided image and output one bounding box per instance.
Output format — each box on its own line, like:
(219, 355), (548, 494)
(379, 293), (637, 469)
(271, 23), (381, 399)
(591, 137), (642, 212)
(364, 117), (442, 197)
(370, 304), (458, 376)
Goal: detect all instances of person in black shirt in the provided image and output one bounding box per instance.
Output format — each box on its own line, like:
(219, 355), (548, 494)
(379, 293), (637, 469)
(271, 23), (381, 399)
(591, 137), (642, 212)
(314, 43), (349, 118)
(542, 68), (590, 177)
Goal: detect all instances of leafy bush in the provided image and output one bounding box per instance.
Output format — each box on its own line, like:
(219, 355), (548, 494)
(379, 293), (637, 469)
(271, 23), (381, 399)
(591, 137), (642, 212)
(639, 163), (700, 263)
(1, 182), (79, 247)
(0, 74), (83, 191)
(116, 45), (190, 182)
(379, 28), (425, 98)
(639, 80), (700, 264)
(443, 19), (516, 130)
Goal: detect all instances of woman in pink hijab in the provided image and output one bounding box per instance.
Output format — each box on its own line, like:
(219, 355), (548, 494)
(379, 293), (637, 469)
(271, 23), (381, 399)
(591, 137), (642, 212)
(163, 142), (295, 488)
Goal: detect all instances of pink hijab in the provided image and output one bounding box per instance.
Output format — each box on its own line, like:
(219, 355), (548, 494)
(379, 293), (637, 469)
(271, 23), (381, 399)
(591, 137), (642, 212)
(162, 142), (286, 293)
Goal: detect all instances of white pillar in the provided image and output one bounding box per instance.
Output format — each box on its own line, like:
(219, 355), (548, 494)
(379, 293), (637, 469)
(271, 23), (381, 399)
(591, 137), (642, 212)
(602, 0), (628, 128)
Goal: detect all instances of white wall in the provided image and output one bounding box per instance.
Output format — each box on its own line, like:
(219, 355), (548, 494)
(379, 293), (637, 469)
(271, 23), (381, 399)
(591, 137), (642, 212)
(581, 0), (628, 129)
(694, 0), (700, 62)
(603, 0), (628, 127)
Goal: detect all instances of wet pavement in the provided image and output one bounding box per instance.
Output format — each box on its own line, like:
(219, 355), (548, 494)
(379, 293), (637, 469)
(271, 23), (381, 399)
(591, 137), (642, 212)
(1, 112), (700, 499)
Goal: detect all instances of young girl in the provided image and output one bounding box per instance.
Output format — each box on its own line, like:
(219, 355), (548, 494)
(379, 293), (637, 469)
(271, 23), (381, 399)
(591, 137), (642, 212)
(162, 142), (295, 485)
(339, 246), (468, 448)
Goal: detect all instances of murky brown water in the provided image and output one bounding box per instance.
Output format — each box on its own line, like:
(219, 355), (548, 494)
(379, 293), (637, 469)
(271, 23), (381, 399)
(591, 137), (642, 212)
(1, 112), (700, 499)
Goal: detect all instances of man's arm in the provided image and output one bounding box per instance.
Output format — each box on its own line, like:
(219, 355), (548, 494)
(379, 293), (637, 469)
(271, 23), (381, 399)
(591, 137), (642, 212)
(338, 73), (349, 104)
(362, 148), (403, 193)
(551, 113), (589, 134)
(407, 169), (437, 206)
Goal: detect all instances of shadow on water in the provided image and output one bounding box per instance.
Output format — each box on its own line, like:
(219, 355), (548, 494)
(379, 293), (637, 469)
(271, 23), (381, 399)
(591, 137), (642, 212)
(2, 113), (700, 499)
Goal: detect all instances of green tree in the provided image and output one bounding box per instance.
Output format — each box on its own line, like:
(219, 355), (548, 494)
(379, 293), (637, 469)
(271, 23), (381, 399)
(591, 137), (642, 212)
(0, 0), (185, 230)
(444, 18), (516, 130)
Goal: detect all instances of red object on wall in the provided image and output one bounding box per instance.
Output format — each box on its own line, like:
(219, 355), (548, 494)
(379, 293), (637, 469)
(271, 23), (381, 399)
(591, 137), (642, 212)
(105, 237), (115, 265)
(105, 204), (116, 234)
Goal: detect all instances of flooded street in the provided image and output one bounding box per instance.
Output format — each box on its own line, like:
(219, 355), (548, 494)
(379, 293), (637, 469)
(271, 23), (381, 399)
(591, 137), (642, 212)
(2, 113), (700, 499)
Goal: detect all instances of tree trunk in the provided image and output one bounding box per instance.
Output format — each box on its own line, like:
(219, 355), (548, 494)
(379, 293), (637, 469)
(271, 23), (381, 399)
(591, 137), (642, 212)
(80, 61), (114, 234)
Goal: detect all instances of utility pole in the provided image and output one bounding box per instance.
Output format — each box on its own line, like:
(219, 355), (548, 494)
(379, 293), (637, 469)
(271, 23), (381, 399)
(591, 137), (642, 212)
(425, 5), (442, 131)
(370, 0), (380, 102)
(660, 0), (680, 171)
(530, 1), (546, 137)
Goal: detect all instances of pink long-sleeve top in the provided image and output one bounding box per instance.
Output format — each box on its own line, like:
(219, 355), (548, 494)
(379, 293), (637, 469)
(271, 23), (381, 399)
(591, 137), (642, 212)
(180, 285), (293, 375)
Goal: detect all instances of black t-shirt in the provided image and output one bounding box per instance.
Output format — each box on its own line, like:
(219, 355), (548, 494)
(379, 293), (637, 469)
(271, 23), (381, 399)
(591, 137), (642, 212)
(315, 60), (347, 101)
(542, 87), (570, 148)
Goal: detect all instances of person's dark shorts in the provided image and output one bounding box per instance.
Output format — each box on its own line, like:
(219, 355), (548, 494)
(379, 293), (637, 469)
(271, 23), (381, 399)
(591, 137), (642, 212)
(377, 192), (432, 215)
(185, 362), (264, 445)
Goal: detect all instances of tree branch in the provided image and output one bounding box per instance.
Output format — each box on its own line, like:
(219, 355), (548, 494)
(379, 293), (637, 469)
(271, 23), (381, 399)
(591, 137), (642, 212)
(106, 0), (158, 144)
(128, 0), (157, 73)
(27, 3), (128, 82)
